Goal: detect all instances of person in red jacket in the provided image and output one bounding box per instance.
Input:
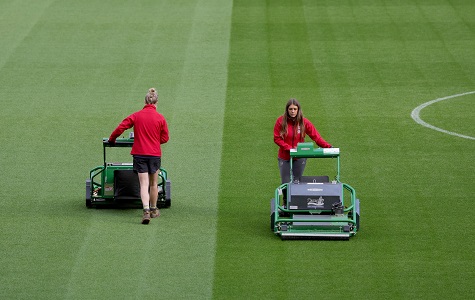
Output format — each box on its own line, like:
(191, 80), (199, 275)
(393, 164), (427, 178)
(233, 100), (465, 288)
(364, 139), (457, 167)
(109, 88), (169, 224)
(274, 98), (332, 184)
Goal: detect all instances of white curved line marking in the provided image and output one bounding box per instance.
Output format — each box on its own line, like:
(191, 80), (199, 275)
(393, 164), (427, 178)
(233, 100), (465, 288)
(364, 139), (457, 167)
(411, 91), (475, 140)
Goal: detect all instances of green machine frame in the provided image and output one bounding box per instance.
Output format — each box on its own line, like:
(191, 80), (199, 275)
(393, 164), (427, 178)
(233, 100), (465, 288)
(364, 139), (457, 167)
(271, 142), (360, 240)
(85, 138), (171, 208)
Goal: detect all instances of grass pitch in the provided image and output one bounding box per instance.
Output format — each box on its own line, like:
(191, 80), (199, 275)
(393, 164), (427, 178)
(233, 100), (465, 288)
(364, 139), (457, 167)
(0, 0), (474, 299)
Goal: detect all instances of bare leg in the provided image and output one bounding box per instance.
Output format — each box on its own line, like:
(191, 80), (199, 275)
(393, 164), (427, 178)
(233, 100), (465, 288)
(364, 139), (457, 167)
(138, 172), (150, 208)
(149, 171), (159, 208)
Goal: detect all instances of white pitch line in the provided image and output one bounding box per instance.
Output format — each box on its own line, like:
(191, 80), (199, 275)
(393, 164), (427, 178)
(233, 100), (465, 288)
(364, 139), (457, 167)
(411, 91), (475, 140)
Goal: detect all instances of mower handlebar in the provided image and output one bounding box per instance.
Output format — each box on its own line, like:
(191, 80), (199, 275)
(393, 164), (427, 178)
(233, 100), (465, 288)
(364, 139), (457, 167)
(290, 142), (340, 158)
(103, 138), (134, 147)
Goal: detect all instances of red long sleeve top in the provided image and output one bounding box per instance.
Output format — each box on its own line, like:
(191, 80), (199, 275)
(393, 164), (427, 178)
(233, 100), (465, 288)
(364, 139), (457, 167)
(109, 104), (169, 157)
(273, 115), (331, 160)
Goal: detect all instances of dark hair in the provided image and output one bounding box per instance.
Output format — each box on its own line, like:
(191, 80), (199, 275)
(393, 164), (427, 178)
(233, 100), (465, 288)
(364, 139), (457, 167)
(280, 98), (305, 139)
(145, 88), (158, 104)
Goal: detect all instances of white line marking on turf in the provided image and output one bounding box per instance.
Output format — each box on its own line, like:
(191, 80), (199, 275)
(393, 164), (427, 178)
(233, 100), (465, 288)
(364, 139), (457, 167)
(411, 91), (475, 140)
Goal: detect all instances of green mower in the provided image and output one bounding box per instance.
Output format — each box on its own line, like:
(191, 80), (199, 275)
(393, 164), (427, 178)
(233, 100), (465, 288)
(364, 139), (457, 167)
(85, 135), (171, 208)
(271, 143), (360, 240)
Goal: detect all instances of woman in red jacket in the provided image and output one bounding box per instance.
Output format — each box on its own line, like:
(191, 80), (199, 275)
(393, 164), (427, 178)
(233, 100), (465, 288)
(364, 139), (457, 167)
(274, 98), (332, 184)
(109, 88), (169, 224)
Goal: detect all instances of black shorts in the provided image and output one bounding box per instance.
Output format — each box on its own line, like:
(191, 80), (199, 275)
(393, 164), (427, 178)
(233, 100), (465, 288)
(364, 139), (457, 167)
(133, 155), (161, 174)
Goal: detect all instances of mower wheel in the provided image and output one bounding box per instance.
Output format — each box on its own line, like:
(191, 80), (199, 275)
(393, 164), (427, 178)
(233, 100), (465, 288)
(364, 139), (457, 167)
(356, 212), (360, 231)
(355, 198), (360, 231)
(271, 212), (275, 231)
(165, 180), (171, 201)
(86, 179), (92, 208)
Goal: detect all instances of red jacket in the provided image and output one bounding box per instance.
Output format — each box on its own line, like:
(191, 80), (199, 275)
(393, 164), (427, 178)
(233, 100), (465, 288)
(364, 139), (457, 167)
(274, 115), (331, 160)
(109, 104), (169, 157)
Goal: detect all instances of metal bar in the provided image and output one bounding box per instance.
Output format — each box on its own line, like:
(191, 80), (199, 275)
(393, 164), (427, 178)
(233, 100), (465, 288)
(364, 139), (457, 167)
(280, 232), (350, 238)
(103, 143), (106, 166)
(343, 183), (356, 224)
(277, 204), (333, 214)
(276, 218), (356, 225)
(336, 156), (340, 182)
(90, 166), (104, 188)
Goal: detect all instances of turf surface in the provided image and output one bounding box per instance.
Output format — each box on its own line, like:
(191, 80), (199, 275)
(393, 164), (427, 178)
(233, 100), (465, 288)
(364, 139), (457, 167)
(0, 0), (474, 299)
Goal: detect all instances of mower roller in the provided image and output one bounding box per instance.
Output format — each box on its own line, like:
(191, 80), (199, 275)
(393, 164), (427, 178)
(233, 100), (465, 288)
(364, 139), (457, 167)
(85, 135), (171, 208)
(271, 142), (360, 240)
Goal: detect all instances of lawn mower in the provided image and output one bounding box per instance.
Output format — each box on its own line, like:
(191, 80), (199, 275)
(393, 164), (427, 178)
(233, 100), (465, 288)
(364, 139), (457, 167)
(271, 142), (360, 240)
(85, 134), (171, 208)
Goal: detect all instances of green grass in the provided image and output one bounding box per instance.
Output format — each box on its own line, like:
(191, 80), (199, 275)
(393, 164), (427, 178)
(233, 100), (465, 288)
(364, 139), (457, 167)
(0, 0), (474, 299)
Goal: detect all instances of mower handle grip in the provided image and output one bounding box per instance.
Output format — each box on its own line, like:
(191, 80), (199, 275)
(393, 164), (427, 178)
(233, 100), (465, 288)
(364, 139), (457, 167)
(102, 138), (134, 147)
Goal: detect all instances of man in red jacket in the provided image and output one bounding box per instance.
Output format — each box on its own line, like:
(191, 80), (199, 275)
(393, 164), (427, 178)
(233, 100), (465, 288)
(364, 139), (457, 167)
(109, 88), (169, 224)
(274, 98), (332, 184)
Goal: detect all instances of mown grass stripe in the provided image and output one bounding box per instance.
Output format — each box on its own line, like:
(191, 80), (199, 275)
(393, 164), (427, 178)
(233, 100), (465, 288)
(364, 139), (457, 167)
(153, 0), (233, 298)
